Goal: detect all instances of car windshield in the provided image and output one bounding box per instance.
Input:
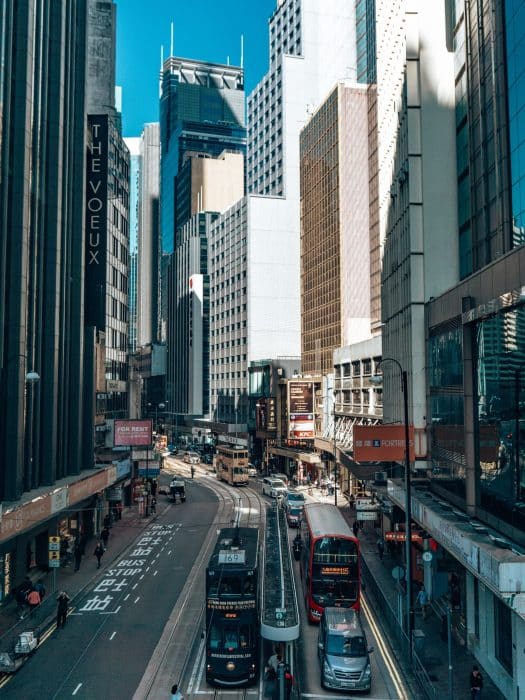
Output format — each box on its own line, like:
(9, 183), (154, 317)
(272, 479), (286, 488)
(289, 507), (302, 516)
(326, 634), (367, 657)
(287, 493), (305, 502)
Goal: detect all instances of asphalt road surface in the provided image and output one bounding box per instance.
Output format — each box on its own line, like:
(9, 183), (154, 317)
(1, 481), (218, 700)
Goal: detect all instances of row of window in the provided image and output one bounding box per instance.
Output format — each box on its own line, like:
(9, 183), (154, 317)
(212, 354), (247, 362)
(211, 372), (247, 381)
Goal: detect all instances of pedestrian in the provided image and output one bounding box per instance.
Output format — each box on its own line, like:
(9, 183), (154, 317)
(94, 541), (105, 568)
(103, 513), (111, 529)
(116, 501), (123, 520)
(266, 650), (281, 680)
(284, 665), (295, 700)
(349, 493), (355, 509)
(151, 496), (157, 514)
(56, 591), (70, 628)
(74, 542), (83, 572)
(171, 683), (184, 700)
(470, 664), (483, 699)
(416, 585), (429, 620)
(352, 520), (359, 538)
(377, 537), (385, 560)
(16, 586), (29, 620)
(26, 587), (41, 616)
(34, 579), (46, 601)
(101, 526), (110, 549)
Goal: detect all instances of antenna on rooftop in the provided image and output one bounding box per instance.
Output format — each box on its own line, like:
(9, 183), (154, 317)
(159, 45), (164, 97)
(170, 22), (174, 57)
(240, 34), (244, 69)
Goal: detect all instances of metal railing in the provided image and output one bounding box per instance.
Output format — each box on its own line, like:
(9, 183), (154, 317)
(361, 557), (437, 699)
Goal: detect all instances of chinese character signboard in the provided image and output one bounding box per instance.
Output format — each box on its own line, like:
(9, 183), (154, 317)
(114, 419), (153, 447)
(288, 381), (314, 439)
(353, 424), (415, 462)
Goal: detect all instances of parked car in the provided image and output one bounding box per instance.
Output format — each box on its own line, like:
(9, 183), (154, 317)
(262, 477), (287, 498)
(247, 464), (258, 477)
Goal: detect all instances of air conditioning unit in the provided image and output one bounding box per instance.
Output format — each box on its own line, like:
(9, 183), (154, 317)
(374, 471), (387, 484)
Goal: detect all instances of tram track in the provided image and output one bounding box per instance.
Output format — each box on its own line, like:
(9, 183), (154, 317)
(135, 461), (266, 699)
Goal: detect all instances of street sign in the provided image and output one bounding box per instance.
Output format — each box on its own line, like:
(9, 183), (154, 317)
(392, 565), (405, 581)
(48, 550), (60, 568)
(48, 536), (60, 552)
(275, 607), (287, 620)
(422, 551), (433, 563)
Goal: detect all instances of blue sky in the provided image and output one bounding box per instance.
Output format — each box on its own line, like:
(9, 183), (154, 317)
(116, 0), (276, 137)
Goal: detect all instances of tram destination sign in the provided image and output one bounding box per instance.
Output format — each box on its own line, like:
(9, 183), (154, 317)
(218, 550), (245, 564)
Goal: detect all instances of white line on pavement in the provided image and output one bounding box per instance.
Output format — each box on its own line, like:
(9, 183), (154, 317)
(153, 570), (158, 576)
(110, 632), (116, 640)
(72, 683), (82, 695)
(134, 596), (140, 604)
(124, 594), (130, 600)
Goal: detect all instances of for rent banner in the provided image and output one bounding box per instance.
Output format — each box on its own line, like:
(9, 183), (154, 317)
(114, 419), (153, 447)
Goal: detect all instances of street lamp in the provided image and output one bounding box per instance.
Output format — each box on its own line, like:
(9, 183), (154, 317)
(515, 366), (525, 502)
(0, 355), (40, 492)
(371, 357), (414, 659)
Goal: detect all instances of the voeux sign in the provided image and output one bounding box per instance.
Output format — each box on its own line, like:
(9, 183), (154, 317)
(85, 114), (108, 329)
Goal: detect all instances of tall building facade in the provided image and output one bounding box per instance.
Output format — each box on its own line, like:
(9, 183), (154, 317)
(160, 57), (247, 414)
(160, 57), (246, 255)
(137, 123), (160, 348)
(0, 0), (89, 501)
(300, 82), (370, 375)
(373, 2), (525, 696)
(125, 137), (141, 354)
(208, 0), (359, 428)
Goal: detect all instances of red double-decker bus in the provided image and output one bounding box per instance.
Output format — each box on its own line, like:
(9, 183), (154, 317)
(298, 504), (360, 622)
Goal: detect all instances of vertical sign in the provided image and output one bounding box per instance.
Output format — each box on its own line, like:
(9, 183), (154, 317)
(85, 114), (108, 329)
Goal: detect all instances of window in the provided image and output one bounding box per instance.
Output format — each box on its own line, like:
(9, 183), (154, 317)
(494, 597), (512, 673)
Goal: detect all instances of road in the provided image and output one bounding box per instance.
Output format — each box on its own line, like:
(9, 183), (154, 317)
(1, 467), (219, 700)
(0, 460), (414, 699)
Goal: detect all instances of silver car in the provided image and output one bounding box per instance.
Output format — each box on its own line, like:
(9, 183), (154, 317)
(318, 607), (373, 692)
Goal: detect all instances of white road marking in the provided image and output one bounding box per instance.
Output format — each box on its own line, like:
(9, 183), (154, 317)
(134, 596), (140, 604)
(72, 683), (82, 695)
(167, 550), (172, 555)
(132, 583), (138, 589)
(109, 631), (116, 640)
(124, 594), (130, 600)
(101, 606), (121, 615)
(153, 570), (158, 576)
(146, 566), (150, 572)
(140, 574), (145, 580)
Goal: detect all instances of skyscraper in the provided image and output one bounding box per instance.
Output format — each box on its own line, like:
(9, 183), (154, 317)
(0, 0), (89, 500)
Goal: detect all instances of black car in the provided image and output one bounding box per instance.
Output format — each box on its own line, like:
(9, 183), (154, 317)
(202, 453), (213, 465)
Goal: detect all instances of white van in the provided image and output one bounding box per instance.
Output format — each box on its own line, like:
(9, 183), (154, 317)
(262, 477), (287, 498)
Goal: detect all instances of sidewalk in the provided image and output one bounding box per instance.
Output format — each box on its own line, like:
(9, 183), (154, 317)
(305, 486), (505, 700)
(0, 505), (156, 653)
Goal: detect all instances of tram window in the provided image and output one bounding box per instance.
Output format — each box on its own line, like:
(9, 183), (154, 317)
(220, 576), (241, 595)
(243, 578), (255, 595)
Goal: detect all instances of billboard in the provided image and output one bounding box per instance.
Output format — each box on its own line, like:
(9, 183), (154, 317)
(114, 419), (152, 447)
(353, 424), (415, 462)
(288, 381), (314, 439)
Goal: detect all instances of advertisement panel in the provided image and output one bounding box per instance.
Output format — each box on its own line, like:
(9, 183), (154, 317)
(288, 381), (314, 439)
(114, 419), (152, 447)
(353, 424), (415, 462)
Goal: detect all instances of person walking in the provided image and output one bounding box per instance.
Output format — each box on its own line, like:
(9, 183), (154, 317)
(377, 537), (385, 561)
(56, 591), (70, 628)
(74, 542), (83, 572)
(101, 526), (110, 549)
(352, 520), (359, 538)
(171, 683), (184, 700)
(34, 579), (46, 601)
(94, 541), (105, 568)
(470, 665), (483, 699)
(416, 585), (429, 620)
(26, 587), (41, 616)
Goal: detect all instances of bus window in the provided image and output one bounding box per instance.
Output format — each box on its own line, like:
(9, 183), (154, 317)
(219, 575), (242, 595)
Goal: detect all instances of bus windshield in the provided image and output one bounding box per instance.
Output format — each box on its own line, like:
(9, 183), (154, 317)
(313, 536), (358, 564)
(208, 573), (255, 597)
